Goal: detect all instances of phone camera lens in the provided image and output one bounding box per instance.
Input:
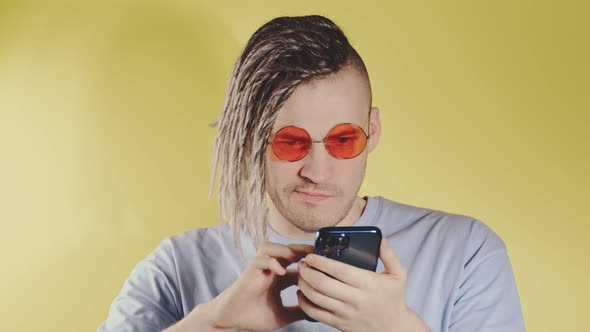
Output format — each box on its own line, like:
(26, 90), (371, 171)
(324, 236), (335, 246)
(334, 235), (349, 250)
(320, 246), (334, 256)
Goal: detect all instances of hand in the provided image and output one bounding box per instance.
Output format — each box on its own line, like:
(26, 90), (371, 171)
(201, 242), (313, 332)
(297, 239), (429, 332)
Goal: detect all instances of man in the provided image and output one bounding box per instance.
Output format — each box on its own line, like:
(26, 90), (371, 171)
(99, 15), (525, 332)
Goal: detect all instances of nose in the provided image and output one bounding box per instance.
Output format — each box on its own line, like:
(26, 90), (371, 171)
(298, 142), (332, 184)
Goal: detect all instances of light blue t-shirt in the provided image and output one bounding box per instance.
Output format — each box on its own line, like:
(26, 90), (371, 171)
(98, 196), (525, 331)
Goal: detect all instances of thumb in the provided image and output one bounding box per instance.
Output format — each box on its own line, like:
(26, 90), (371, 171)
(379, 239), (407, 279)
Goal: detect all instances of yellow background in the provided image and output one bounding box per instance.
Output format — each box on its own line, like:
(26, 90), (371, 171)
(0, 1), (588, 331)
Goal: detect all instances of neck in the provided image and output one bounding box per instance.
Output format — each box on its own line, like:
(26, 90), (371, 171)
(268, 196), (368, 241)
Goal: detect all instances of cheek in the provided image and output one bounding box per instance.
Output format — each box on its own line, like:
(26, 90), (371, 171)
(333, 158), (367, 191)
(265, 148), (281, 184)
(338, 158), (366, 177)
(265, 159), (301, 188)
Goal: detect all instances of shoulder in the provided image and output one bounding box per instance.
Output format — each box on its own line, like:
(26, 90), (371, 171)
(370, 196), (507, 260)
(154, 223), (236, 266)
(165, 223), (231, 248)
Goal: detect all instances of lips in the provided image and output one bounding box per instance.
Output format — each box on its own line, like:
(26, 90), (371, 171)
(295, 190), (332, 202)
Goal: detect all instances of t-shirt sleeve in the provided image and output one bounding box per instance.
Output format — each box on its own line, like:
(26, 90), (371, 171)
(98, 239), (182, 332)
(448, 223), (525, 332)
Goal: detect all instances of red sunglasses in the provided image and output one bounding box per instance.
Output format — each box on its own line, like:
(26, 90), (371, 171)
(268, 123), (370, 162)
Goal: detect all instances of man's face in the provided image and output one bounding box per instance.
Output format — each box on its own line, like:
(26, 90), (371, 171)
(265, 66), (380, 233)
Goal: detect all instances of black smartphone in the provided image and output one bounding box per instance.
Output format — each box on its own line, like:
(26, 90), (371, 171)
(303, 226), (382, 322)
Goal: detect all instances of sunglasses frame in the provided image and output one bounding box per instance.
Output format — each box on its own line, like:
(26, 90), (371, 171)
(268, 121), (371, 162)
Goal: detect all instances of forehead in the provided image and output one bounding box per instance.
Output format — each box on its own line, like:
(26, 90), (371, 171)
(272, 67), (370, 135)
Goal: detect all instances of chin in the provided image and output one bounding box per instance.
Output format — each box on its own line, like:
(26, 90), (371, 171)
(294, 224), (323, 234)
(289, 213), (343, 233)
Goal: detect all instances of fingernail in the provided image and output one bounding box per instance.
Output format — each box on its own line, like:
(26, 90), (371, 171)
(306, 255), (314, 264)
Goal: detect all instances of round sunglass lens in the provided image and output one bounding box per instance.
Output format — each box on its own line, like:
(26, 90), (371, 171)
(271, 127), (311, 161)
(325, 124), (367, 159)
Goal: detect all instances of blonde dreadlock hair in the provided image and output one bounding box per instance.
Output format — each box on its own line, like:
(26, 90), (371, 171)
(209, 15), (370, 250)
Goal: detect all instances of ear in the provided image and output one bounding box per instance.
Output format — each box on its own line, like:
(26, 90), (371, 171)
(367, 107), (381, 153)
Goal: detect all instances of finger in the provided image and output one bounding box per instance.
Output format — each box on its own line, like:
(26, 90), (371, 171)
(299, 261), (358, 303)
(250, 255), (285, 275)
(303, 253), (370, 288)
(277, 244), (315, 268)
(277, 269), (299, 290)
(379, 239), (407, 278)
(286, 244), (315, 262)
(297, 289), (340, 328)
(288, 243), (315, 253)
(298, 275), (345, 313)
(257, 242), (313, 267)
